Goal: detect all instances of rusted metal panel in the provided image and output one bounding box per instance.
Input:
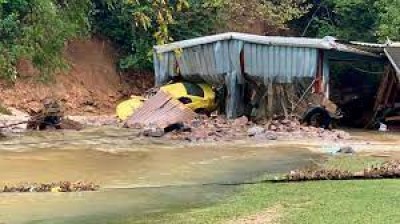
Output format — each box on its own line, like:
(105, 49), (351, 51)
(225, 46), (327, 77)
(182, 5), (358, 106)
(313, 51), (325, 94)
(125, 91), (196, 129)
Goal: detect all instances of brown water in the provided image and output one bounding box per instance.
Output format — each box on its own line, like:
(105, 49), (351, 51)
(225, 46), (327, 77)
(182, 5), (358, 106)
(0, 127), (319, 224)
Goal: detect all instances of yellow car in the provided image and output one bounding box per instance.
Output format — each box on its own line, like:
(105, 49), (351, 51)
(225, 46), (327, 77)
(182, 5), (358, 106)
(116, 96), (146, 121)
(160, 82), (217, 113)
(116, 82), (217, 121)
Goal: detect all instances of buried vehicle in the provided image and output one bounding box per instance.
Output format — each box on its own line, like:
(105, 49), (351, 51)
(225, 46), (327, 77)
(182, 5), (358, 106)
(160, 82), (217, 114)
(116, 96), (146, 121)
(116, 82), (217, 121)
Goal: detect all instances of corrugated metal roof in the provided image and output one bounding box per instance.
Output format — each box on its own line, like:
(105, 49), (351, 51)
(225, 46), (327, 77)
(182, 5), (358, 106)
(345, 41), (400, 54)
(154, 32), (379, 57)
(389, 42), (400, 47)
(385, 47), (400, 75)
(347, 41), (400, 48)
(125, 91), (196, 128)
(348, 41), (388, 48)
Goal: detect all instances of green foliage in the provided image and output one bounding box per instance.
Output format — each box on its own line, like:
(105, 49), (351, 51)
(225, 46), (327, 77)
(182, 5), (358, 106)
(222, 0), (311, 34)
(93, 0), (223, 70)
(170, 0), (224, 40)
(376, 0), (400, 41)
(1, 0), (400, 81)
(0, 0), (92, 81)
(302, 0), (378, 41)
(0, 0), (313, 79)
(302, 0), (400, 42)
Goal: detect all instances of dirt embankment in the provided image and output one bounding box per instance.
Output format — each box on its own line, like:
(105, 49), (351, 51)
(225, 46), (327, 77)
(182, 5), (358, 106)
(0, 38), (153, 115)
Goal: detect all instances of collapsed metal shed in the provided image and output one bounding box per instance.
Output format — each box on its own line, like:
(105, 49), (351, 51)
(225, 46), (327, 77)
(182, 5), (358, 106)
(340, 41), (400, 127)
(153, 32), (380, 118)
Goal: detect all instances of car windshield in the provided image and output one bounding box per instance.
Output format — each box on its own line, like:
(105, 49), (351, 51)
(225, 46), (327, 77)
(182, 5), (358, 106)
(182, 82), (204, 97)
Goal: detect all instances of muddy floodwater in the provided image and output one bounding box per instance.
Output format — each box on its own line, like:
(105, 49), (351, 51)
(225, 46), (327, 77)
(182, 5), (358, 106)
(0, 127), (320, 224)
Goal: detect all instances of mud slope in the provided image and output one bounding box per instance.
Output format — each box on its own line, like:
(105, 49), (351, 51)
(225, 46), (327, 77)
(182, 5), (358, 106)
(0, 38), (153, 115)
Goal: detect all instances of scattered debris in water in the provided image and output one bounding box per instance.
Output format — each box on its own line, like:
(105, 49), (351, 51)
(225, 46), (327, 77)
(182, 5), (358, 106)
(284, 160), (400, 182)
(1, 181), (99, 193)
(337, 146), (355, 154)
(27, 98), (83, 131)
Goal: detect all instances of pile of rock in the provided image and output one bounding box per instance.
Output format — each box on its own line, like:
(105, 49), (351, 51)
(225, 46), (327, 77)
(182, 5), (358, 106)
(139, 115), (350, 143)
(268, 118), (302, 132)
(163, 116), (249, 142)
(262, 117), (349, 141)
(1, 181), (99, 193)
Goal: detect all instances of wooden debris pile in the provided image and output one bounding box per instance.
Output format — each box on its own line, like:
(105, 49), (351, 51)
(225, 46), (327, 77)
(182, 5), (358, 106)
(287, 169), (353, 181)
(1, 181), (99, 193)
(360, 160), (400, 179)
(27, 98), (83, 131)
(285, 161), (400, 182)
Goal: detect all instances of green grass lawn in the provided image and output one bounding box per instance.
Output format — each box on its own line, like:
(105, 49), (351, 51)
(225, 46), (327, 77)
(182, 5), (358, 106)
(118, 156), (400, 224)
(35, 156), (399, 224)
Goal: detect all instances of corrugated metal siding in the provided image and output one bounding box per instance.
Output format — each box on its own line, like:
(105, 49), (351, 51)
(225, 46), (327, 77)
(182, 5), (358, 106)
(176, 41), (228, 84)
(154, 51), (177, 85)
(152, 33), (386, 119)
(153, 39), (321, 119)
(125, 91), (196, 128)
(154, 40), (245, 118)
(155, 40), (245, 85)
(243, 44), (318, 84)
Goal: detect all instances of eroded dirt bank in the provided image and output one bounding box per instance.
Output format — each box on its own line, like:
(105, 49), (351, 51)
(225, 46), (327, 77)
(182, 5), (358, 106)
(0, 37), (153, 116)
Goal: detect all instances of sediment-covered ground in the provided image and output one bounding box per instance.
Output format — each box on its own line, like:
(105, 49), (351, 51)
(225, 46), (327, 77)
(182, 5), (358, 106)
(140, 116), (350, 143)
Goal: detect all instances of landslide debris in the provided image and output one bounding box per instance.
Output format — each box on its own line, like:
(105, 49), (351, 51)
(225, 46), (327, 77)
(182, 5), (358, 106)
(138, 115), (350, 143)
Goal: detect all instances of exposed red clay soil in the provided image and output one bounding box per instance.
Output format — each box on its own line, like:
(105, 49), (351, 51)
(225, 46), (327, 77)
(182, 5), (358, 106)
(0, 38), (154, 115)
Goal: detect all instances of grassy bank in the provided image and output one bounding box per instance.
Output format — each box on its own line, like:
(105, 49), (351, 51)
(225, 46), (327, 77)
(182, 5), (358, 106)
(116, 156), (400, 224)
(31, 156), (399, 224)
